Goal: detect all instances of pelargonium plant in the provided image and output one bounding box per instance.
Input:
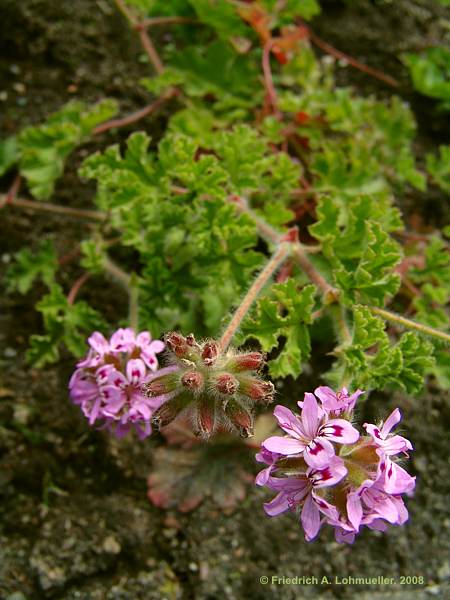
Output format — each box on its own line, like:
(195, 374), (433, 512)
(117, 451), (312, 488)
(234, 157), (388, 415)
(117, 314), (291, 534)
(256, 387), (415, 543)
(69, 328), (169, 439)
(3, 0), (449, 543)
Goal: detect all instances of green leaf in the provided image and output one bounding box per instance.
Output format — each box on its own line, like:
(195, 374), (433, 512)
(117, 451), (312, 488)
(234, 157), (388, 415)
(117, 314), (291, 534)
(262, 0), (320, 22)
(239, 281), (316, 378)
(18, 99), (118, 199)
(427, 145), (450, 192)
(26, 283), (107, 367)
(329, 306), (434, 394)
(188, 0), (249, 42)
(0, 136), (18, 177)
(310, 196), (402, 305)
(142, 40), (261, 117)
(404, 47), (450, 110)
(6, 239), (58, 294)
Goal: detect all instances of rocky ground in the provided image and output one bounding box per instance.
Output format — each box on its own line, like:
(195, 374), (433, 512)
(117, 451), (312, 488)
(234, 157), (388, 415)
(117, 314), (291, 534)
(1, 1), (449, 598)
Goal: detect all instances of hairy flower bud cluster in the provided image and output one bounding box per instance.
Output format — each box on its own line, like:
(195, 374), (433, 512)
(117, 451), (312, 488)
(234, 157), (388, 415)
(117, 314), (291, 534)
(69, 328), (169, 439)
(256, 387), (415, 543)
(142, 332), (274, 438)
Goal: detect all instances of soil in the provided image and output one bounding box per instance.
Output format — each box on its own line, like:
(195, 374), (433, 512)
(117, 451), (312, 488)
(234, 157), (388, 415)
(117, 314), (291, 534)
(1, 1), (449, 599)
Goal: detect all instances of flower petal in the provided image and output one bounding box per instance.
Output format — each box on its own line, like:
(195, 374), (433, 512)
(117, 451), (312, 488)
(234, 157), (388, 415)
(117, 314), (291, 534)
(380, 408), (401, 438)
(273, 405), (305, 439)
(264, 492), (291, 516)
(301, 494), (321, 541)
(304, 437), (335, 468)
(126, 359), (146, 385)
(346, 492), (363, 530)
(320, 418), (360, 444)
(263, 436), (306, 455)
(301, 393), (320, 438)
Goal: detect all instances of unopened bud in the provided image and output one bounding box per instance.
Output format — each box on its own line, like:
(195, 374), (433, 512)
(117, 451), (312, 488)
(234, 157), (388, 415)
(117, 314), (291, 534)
(196, 399), (215, 438)
(224, 400), (253, 437)
(239, 377), (274, 403)
(215, 373), (239, 396)
(165, 332), (188, 356)
(152, 396), (191, 430)
(142, 378), (172, 397)
(181, 370), (204, 391)
(229, 352), (265, 372)
(186, 333), (198, 347)
(202, 341), (219, 366)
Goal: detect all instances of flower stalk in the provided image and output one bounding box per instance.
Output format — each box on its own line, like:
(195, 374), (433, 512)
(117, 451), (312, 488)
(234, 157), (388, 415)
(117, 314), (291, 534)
(218, 242), (291, 352)
(369, 306), (450, 344)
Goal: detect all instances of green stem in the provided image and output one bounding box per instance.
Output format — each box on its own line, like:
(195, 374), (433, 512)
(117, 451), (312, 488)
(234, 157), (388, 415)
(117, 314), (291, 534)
(2, 195), (106, 221)
(369, 306), (450, 344)
(103, 256), (140, 331)
(218, 243), (291, 352)
(128, 274), (140, 331)
(103, 256), (131, 288)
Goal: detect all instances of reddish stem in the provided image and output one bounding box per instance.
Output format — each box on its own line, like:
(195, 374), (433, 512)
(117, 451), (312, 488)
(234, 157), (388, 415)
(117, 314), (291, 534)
(141, 16), (197, 27)
(58, 244), (81, 266)
(307, 29), (399, 88)
(94, 90), (176, 134)
(67, 272), (91, 305)
(262, 40), (281, 116)
(136, 25), (165, 74)
(2, 195), (106, 221)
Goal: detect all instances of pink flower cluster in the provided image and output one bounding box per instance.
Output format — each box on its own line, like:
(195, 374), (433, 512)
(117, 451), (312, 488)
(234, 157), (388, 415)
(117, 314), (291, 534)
(69, 328), (173, 439)
(256, 387), (415, 543)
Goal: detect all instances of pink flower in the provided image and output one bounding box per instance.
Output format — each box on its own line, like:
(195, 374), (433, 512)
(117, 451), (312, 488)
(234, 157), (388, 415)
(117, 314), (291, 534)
(257, 388), (416, 543)
(69, 328), (168, 439)
(314, 386), (364, 415)
(262, 393), (360, 468)
(263, 457), (347, 541)
(364, 408), (413, 456)
(255, 448), (281, 486)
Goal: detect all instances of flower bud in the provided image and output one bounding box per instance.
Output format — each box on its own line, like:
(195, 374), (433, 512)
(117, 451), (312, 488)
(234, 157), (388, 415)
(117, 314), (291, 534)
(142, 373), (178, 397)
(181, 370), (204, 391)
(196, 399), (215, 438)
(202, 341), (219, 366)
(228, 352), (265, 372)
(239, 377), (274, 403)
(165, 332), (188, 356)
(186, 333), (198, 347)
(224, 400), (253, 437)
(214, 373), (239, 396)
(152, 395), (191, 430)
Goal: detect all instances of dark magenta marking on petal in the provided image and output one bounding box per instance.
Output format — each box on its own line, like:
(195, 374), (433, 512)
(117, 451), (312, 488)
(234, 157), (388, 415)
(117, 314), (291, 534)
(319, 468), (332, 482)
(309, 441), (324, 456)
(374, 428), (382, 439)
(331, 425), (344, 437)
(316, 498), (328, 509)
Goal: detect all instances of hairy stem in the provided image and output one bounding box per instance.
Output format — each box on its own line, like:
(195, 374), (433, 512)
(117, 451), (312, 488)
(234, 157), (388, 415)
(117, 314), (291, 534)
(231, 196), (338, 301)
(128, 274), (140, 331)
(369, 306), (450, 344)
(103, 256), (131, 288)
(218, 243), (291, 351)
(2, 195), (106, 221)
